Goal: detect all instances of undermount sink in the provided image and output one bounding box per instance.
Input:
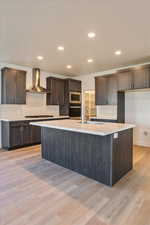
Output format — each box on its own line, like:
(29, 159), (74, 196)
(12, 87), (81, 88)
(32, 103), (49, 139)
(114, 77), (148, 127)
(80, 121), (105, 125)
(25, 115), (54, 118)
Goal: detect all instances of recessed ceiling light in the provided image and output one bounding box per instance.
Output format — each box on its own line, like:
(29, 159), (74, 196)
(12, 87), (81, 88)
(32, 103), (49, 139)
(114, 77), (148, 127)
(115, 50), (122, 55)
(57, 46), (64, 51)
(87, 58), (94, 63)
(66, 65), (72, 69)
(37, 56), (44, 60)
(88, 32), (96, 39)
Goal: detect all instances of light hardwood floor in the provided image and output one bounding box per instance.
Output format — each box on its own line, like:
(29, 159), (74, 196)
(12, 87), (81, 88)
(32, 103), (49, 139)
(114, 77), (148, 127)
(0, 145), (150, 225)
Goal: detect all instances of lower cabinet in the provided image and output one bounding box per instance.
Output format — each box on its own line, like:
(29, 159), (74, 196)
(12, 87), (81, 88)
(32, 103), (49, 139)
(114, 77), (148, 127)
(2, 121), (41, 150)
(2, 118), (69, 150)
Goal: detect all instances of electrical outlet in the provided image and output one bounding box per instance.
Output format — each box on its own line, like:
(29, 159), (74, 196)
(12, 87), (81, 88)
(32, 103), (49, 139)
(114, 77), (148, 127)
(113, 133), (118, 139)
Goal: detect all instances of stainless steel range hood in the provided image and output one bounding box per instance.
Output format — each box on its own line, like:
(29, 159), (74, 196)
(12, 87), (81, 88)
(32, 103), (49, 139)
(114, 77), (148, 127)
(27, 68), (50, 94)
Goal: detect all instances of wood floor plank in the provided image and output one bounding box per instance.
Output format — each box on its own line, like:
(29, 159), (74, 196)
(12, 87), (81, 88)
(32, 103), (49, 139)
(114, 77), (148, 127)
(0, 145), (150, 225)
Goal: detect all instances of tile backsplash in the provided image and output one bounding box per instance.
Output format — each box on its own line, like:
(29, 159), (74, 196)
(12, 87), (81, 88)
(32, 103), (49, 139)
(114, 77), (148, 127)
(96, 105), (117, 120)
(0, 93), (59, 118)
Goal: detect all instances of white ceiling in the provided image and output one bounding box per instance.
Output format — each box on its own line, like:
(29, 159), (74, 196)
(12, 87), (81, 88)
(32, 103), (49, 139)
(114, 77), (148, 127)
(0, 0), (150, 76)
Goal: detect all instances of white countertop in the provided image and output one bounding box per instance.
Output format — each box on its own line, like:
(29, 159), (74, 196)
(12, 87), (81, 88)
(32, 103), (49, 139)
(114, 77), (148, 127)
(30, 119), (135, 136)
(0, 116), (69, 122)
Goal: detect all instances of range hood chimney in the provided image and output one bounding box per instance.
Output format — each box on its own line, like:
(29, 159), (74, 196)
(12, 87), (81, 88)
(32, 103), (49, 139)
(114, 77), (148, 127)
(27, 68), (50, 94)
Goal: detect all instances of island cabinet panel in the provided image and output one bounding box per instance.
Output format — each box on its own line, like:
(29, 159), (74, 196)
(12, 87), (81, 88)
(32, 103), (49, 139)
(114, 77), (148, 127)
(41, 127), (133, 186)
(132, 67), (150, 89)
(95, 76), (108, 105)
(112, 129), (133, 184)
(30, 125), (41, 144)
(41, 128), (112, 185)
(1, 67), (26, 104)
(46, 77), (65, 105)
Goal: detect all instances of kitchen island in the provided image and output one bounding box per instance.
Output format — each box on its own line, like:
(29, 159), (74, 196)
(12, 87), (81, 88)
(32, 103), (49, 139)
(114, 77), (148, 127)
(31, 120), (135, 186)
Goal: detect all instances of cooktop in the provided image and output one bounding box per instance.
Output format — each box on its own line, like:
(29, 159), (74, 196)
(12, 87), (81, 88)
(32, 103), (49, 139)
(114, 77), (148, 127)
(25, 115), (54, 118)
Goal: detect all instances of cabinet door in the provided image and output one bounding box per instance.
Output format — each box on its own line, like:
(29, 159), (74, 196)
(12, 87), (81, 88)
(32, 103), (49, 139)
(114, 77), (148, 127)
(46, 78), (65, 105)
(22, 123), (31, 145)
(117, 71), (133, 91)
(107, 75), (118, 105)
(68, 79), (81, 92)
(132, 67), (150, 89)
(1, 68), (17, 104)
(1, 68), (26, 104)
(30, 125), (41, 144)
(95, 76), (108, 105)
(56, 79), (65, 105)
(10, 125), (23, 147)
(16, 70), (26, 104)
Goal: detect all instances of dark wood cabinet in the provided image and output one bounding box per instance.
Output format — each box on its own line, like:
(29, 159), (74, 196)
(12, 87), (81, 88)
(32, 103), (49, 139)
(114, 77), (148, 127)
(132, 67), (150, 89)
(117, 70), (133, 91)
(9, 123), (23, 147)
(95, 76), (108, 105)
(95, 65), (150, 106)
(95, 75), (118, 105)
(2, 121), (40, 149)
(59, 79), (81, 116)
(67, 79), (81, 92)
(2, 118), (69, 150)
(117, 91), (125, 123)
(46, 77), (65, 105)
(117, 67), (150, 90)
(16, 70), (26, 104)
(107, 75), (118, 105)
(1, 67), (26, 104)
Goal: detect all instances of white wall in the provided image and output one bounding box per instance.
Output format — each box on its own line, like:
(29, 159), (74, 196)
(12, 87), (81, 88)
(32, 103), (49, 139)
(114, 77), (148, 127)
(125, 91), (150, 147)
(0, 63), (68, 148)
(76, 62), (150, 147)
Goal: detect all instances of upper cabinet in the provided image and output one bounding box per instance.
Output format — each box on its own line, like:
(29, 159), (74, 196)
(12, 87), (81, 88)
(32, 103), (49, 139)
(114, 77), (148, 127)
(117, 70), (133, 91)
(46, 78), (82, 107)
(95, 75), (118, 105)
(67, 79), (81, 92)
(46, 77), (65, 105)
(1, 67), (26, 104)
(95, 76), (108, 105)
(132, 67), (150, 89)
(107, 75), (118, 105)
(95, 65), (150, 105)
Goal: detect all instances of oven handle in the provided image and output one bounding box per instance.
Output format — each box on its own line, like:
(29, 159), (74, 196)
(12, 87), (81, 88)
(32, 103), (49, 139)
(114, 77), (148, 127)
(70, 106), (81, 109)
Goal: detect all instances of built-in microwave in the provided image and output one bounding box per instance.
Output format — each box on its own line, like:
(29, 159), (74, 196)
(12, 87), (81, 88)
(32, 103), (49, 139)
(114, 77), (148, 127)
(69, 92), (81, 104)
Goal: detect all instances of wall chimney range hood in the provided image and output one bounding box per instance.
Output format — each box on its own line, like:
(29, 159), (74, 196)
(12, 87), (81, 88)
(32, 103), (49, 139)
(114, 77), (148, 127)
(27, 68), (50, 94)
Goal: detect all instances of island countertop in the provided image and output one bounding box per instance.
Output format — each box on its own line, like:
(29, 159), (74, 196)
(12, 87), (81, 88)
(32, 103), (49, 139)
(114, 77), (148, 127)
(30, 119), (135, 136)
